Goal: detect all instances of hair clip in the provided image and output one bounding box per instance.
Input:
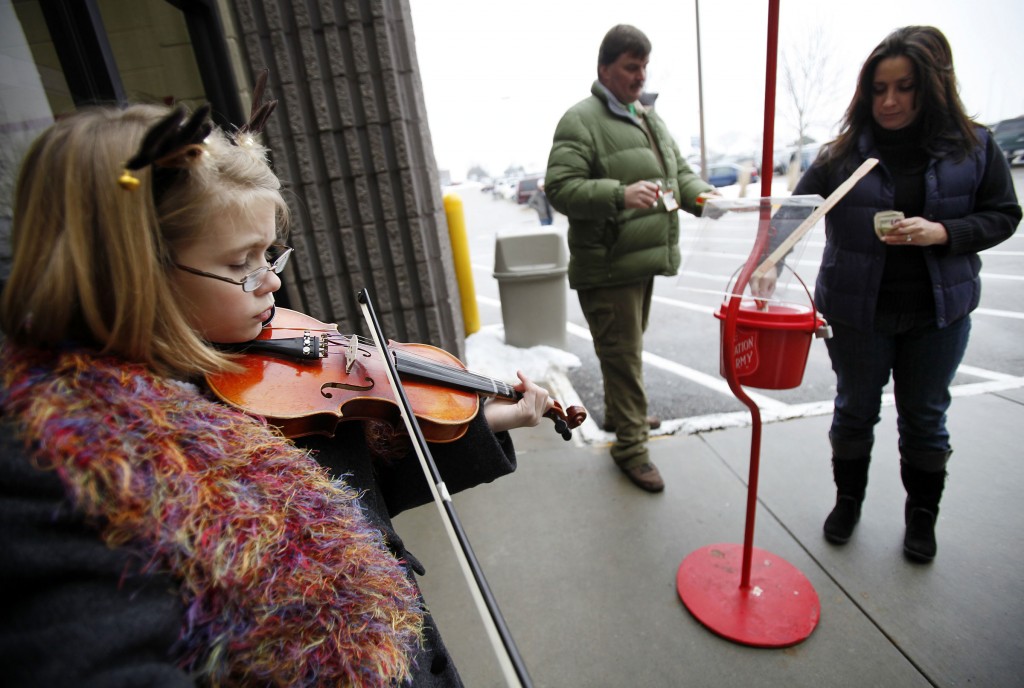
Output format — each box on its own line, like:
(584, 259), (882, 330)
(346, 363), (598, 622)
(119, 104), (213, 190)
(118, 170), (141, 190)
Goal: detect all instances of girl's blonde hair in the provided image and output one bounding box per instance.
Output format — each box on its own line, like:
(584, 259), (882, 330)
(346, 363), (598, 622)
(1, 104), (289, 377)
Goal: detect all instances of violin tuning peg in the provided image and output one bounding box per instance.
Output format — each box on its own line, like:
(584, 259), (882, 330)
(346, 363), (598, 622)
(551, 417), (572, 441)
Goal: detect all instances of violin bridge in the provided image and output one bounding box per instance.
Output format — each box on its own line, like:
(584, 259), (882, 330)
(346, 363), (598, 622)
(345, 335), (358, 373)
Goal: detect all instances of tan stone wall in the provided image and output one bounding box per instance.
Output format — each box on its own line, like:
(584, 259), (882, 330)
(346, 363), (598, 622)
(229, 0), (463, 354)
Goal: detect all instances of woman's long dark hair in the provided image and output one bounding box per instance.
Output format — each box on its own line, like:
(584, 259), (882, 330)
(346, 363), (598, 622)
(827, 25), (979, 167)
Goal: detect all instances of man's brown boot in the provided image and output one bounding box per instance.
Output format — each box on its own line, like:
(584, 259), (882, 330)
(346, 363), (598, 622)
(622, 462), (665, 492)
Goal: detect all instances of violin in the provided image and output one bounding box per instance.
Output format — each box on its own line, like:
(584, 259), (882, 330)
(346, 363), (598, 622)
(207, 308), (587, 441)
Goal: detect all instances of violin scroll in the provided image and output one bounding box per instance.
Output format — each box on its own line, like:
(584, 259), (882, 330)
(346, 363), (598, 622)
(544, 402), (587, 441)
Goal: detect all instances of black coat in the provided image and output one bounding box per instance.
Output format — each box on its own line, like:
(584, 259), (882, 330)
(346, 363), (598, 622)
(0, 413), (516, 687)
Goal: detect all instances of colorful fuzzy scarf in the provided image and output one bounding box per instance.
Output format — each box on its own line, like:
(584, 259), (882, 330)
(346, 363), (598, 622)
(0, 346), (425, 687)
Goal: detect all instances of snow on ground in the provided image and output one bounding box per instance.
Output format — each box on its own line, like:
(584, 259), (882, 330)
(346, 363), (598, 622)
(464, 324), (581, 385)
(464, 325), (595, 443)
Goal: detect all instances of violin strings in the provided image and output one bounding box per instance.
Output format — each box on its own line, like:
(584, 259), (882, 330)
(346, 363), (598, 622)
(395, 353), (517, 399)
(324, 335), (518, 399)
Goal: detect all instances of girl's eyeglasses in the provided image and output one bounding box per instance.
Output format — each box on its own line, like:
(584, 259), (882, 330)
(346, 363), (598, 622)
(175, 246), (293, 292)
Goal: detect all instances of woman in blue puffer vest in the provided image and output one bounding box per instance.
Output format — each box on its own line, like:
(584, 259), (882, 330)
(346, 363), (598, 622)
(791, 26), (1020, 562)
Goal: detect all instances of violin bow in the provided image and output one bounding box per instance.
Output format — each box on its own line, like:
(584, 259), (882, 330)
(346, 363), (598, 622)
(357, 289), (533, 688)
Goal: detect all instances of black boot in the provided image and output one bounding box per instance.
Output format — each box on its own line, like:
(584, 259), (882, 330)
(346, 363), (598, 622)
(900, 458), (948, 563)
(823, 457), (870, 544)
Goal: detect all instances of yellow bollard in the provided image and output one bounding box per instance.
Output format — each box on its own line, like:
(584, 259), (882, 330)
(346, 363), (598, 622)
(443, 192), (480, 335)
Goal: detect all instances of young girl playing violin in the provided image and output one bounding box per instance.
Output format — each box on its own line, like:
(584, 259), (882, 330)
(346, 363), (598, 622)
(0, 100), (551, 687)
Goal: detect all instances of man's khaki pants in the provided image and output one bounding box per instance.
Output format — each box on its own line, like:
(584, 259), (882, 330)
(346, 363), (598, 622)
(577, 278), (653, 470)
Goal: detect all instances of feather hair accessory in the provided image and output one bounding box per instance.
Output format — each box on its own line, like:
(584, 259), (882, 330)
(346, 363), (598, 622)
(118, 104), (213, 190)
(235, 69), (278, 148)
(118, 70), (278, 190)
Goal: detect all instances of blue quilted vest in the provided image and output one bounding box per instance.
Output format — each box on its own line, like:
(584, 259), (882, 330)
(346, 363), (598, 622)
(813, 129), (988, 329)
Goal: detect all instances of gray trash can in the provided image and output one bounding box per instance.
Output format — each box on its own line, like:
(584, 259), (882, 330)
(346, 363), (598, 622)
(492, 231), (568, 349)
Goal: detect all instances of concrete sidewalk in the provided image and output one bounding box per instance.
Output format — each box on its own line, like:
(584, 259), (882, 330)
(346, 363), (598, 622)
(393, 387), (1024, 687)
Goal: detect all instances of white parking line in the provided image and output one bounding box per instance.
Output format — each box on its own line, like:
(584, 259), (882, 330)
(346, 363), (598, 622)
(974, 307), (1024, 320)
(956, 364), (1022, 382)
(650, 295), (715, 314)
(980, 272), (1024, 281)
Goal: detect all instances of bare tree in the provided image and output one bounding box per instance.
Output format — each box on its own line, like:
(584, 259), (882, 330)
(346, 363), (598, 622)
(780, 27), (839, 183)
(466, 164), (491, 182)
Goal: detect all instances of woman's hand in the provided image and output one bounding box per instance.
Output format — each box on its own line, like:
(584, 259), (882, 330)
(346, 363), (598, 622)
(483, 371), (553, 433)
(885, 217), (949, 247)
(751, 271), (778, 302)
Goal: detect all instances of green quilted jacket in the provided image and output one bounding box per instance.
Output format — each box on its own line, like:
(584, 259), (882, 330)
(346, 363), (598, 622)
(544, 81), (711, 290)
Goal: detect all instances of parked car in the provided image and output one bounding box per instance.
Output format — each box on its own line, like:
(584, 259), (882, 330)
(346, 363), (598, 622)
(492, 177), (517, 200)
(700, 162), (759, 188)
(787, 145), (823, 175)
(772, 148), (792, 174)
(515, 174), (544, 204)
(993, 116), (1024, 166)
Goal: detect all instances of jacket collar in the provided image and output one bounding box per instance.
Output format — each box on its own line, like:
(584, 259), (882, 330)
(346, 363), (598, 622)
(592, 80), (645, 125)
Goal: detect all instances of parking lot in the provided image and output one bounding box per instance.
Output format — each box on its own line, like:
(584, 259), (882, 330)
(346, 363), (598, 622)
(399, 166), (1024, 688)
(453, 167), (1024, 438)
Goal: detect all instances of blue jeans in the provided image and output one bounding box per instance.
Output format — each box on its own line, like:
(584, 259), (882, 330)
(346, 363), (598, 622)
(825, 315), (970, 467)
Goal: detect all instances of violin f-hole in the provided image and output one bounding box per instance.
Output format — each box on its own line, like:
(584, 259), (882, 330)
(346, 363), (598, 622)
(321, 378), (374, 398)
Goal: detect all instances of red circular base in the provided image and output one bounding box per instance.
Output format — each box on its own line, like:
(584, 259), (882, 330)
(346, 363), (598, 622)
(677, 543), (820, 647)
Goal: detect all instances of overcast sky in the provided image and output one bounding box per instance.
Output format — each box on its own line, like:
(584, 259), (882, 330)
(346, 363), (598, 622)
(409, 0), (1024, 178)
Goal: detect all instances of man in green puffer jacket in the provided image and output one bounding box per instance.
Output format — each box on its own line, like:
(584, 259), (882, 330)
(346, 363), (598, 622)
(544, 24), (714, 492)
